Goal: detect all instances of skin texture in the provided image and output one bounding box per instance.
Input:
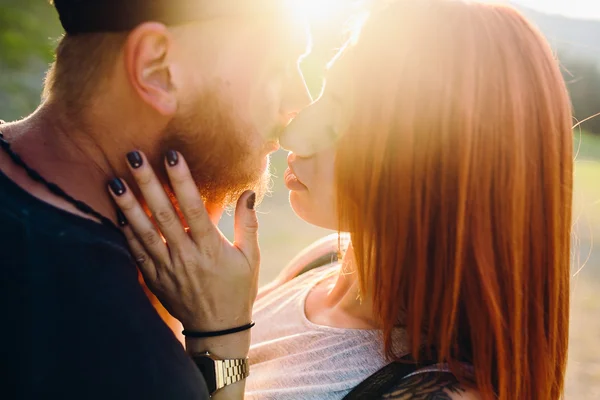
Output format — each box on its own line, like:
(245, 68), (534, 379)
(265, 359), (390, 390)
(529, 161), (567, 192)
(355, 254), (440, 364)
(104, 5), (480, 398)
(76, 0), (571, 398)
(0, 8), (310, 226)
(110, 151), (260, 399)
(277, 18), (482, 400)
(0, 3), (311, 399)
(280, 55), (352, 231)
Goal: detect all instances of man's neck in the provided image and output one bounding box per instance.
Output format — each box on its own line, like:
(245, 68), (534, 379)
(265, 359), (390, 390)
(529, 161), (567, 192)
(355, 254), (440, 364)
(0, 103), (131, 225)
(0, 103), (226, 227)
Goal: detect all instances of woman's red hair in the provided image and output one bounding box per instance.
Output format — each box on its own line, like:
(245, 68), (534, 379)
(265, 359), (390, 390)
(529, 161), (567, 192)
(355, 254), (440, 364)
(335, 1), (573, 398)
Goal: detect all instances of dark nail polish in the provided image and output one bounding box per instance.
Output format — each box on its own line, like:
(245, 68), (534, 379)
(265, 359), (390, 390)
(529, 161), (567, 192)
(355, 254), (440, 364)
(166, 150), (179, 167)
(126, 151), (143, 169)
(116, 209), (128, 227)
(109, 178), (126, 196)
(246, 192), (256, 210)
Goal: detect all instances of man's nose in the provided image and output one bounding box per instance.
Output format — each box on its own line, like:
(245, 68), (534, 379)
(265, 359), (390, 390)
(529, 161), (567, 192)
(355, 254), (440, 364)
(280, 66), (313, 122)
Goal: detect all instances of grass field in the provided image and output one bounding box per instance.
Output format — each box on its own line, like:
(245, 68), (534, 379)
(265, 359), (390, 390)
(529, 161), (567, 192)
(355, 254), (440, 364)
(568, 159), (600, 399)
(220, 132), (600, 398)
(575, 129), (600, 162)
(567, 131), (600, 398)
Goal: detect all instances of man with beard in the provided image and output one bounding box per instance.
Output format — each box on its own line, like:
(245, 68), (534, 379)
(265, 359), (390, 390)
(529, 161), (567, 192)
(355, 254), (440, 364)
(0, 0), (311, 399)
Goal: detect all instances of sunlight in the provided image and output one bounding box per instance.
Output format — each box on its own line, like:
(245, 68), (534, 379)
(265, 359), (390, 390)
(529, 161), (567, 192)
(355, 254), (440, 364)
(287, 0), (350, 22)
(306, 0), (349, 20)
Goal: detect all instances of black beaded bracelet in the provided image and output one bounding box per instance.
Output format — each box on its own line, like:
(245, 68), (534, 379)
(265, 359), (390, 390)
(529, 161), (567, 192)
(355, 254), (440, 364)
(182, 321), (256, 338)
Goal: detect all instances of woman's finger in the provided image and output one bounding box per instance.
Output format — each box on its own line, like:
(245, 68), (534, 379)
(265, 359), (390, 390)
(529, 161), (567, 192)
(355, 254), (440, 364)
(126, 150), (188, 246)
(108, 177), (170, 266)
(164, 151), (219, 249)
(122, 224), (157, 283)
(233, 190), (260, 268)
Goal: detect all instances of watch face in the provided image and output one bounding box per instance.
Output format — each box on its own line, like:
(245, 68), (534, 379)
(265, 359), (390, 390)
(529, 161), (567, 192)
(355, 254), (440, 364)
(193, 355), (217, 394)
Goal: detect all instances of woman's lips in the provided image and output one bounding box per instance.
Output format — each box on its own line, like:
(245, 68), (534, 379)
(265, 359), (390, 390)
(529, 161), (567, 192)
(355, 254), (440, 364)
(284, 167), (308, 191)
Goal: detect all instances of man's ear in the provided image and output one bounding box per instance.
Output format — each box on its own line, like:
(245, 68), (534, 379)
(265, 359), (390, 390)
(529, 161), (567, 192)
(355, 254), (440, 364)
(124, 22), (177, 116)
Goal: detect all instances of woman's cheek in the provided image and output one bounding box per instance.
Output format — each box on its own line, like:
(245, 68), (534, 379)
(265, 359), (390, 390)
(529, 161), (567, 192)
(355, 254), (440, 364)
(312, 152), (339, 229)
(289, 189), (338, 230)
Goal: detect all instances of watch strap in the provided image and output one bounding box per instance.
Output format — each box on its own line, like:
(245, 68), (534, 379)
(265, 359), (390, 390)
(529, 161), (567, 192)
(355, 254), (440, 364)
(215, 358), (250, 390)
(192, 352), (249, 395)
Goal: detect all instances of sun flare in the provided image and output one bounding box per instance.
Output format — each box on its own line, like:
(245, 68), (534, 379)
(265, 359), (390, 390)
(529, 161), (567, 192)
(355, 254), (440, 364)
(287, 0), (352, 22)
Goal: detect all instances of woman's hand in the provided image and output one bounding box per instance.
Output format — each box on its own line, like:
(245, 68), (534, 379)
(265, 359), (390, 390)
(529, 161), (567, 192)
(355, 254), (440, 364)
(108, 150), (260, 334)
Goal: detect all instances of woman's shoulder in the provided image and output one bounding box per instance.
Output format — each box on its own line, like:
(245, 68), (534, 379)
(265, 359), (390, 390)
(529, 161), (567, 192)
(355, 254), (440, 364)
(380, 371), (482, 400)
(279, 233), (348, 281)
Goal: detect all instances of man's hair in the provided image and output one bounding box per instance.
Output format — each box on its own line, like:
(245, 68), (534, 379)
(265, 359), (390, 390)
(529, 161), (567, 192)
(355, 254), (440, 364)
(44, 0), (287, 112)
(43, 32), (127, 111)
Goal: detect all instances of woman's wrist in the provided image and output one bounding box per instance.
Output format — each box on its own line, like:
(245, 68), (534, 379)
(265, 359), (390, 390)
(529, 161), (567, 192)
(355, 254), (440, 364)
(182, 321), (255, 338)
(185, 330), (251, 359)
(187, 332), (250, 400)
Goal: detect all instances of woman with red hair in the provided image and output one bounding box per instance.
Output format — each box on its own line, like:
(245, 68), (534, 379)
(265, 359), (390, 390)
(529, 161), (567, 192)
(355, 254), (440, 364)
(114, 0), (573, 398)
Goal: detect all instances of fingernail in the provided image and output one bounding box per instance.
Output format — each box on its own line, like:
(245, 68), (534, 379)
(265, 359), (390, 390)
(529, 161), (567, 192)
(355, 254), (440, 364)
(126, 151), (143, 169)
(116, 209), (128, 226)
(246, 192), (256, 210)
(108, 178), (126, 196)
(166, 150), (179, 167)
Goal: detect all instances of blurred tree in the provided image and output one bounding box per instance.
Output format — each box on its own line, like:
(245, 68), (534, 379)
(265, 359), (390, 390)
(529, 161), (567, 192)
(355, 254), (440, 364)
(559, 51), (600, 135)
(0, 0), (61, 120)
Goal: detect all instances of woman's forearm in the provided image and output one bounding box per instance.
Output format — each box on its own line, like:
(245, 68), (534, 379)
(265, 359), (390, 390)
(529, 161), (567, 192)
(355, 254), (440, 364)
(186, 332), (251, 399)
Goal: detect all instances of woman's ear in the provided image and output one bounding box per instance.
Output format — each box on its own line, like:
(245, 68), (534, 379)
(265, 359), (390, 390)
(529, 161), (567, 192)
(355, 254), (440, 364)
(124, 22), (178, 116)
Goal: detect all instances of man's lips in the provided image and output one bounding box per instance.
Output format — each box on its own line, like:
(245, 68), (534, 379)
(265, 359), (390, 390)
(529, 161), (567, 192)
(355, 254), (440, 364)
(266, 140), (280, 153)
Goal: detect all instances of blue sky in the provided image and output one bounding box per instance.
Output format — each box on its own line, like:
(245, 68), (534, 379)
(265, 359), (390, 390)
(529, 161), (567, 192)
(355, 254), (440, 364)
(511, 0), (600, 20)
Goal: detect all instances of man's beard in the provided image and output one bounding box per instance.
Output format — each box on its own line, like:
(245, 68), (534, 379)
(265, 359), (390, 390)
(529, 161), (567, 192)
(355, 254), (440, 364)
(158, 89), (271, 209)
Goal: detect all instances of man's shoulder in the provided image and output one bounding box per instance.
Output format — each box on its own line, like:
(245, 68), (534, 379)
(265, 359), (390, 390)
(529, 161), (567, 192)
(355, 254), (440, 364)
(380, 371), (482, 400)
(0, 201), (129, 259)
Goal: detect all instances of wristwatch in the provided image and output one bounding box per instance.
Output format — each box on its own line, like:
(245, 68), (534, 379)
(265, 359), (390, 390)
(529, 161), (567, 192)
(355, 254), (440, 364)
(191, 351), (250, 396)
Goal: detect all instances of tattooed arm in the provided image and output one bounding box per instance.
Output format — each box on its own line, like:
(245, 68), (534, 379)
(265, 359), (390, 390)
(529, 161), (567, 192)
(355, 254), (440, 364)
(381, 372), (481, 400)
